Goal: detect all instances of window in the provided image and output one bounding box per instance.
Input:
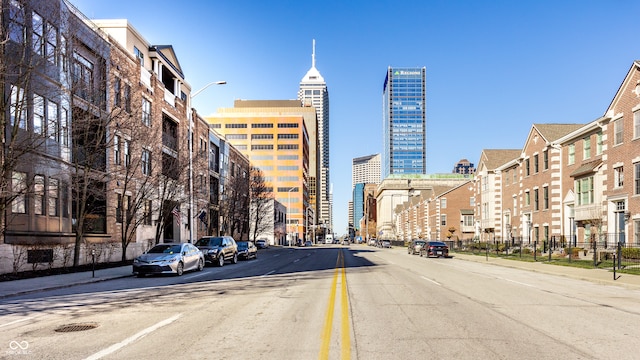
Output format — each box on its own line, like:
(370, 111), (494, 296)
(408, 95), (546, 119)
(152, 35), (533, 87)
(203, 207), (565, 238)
(533, 154), (539, 174)
(440, 214), (446, 226)
(441, 198), (447, 209)
(614, 117), (623, 145)
(32, 12), (43, 55)
(635, 163), (640, 195)
(10, 86), (26, 129)
(124, 139), (130, 166)
(634, 110), (640, 140)
(47, 101), (58, 141)
(8, 0), (25, 43)
(116, 194), (123, 223)
(48, 178), (58, 216)
(277, 123), (299, 128)
(568, 144), (575, 165)
(144, 200), (152, 225)
(124, 84), (131, 113)
(45, 21), (57, 63)
(525, 191), (530, 206)
(543, 150), (548, 171)
(134, 46), (144, 66)
(12, 171), (27, 214)
(543, 186), (549, 210)
(278, 134), (299, 139)
(576, 176), (594, 206)
(227, 134), (248, 140)
(583, 136), (591, 159)
(34, 94), (44, 135)
(72, 52), (94, 100)
(61, 107), (69, 146)
(114, 77), (121, 107)
(635, 220), (640, 246)
(114, 135), (121, 165)
(534, 189), (539, 211)
(596, 132), (603, 155)
(142, 149), (151, 175)
(34, 175), (45, 215)
(525, 158), (530, 176)
(614, 166), (624, 188)
(277, 144), (299, 150)
(142, 98), (151, 126)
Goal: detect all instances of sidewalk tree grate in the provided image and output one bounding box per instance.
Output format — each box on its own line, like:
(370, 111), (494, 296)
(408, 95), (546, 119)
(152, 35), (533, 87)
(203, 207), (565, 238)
(54, 322), (99, 332)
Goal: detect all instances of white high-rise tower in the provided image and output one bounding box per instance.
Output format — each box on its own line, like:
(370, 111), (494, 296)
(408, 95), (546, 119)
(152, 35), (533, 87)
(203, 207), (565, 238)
(298, 40), (331, 233)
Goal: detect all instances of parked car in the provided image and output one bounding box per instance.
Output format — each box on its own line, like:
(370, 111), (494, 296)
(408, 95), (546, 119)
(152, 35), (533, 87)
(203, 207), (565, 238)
(133, 243), (204, 277)
(256, 239), (269, 249)
(368, 239), (377, 246)
(380, 240), (392, 248)
(195, 236), (238, 267)
(408, 240), (427, 255)
(420, 241), (449, 258)
(237, 241), (258, 260)
(304, 240), (313, 247)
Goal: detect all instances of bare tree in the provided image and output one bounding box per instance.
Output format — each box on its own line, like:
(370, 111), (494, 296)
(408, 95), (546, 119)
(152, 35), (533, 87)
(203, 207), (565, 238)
(249, 166), (272, 241)
(219, 165), (249, 240)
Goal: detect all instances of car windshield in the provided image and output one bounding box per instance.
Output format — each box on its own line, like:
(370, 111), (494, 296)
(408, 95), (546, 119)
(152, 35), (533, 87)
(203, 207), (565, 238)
(196, 237), (223, 247)
(148, 244), (182, 254)
(237, 241), (248, 249)
(416, 241), (426, 245)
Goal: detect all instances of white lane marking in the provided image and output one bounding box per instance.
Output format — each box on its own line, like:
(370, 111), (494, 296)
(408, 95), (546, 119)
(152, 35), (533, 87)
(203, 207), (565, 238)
(0, 317), (33, 328)
(84, 313), (182, 360)
(421, 276), (441, 286)
(496, 277), (536, 288)
(262, 270), (276, 276)
(293, 259), (300, 263)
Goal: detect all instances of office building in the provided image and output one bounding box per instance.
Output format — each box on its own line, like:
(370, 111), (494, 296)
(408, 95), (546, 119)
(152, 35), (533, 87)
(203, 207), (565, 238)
(352, 154), (381, 188)
(298, 40), (332, 233)
(382, 67), (427, 178)
(206, 100), (317, 243)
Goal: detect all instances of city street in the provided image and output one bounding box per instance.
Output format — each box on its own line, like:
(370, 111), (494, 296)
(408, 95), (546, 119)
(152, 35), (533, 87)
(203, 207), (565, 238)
(2, 245), (640, 359)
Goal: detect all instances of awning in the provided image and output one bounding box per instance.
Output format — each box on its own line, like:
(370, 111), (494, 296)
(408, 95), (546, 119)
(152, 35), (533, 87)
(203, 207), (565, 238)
(570, 160), (602, 178)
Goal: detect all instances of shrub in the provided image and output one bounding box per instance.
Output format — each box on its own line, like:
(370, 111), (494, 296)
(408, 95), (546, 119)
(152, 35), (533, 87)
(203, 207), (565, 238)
(621, 247), (640, 260)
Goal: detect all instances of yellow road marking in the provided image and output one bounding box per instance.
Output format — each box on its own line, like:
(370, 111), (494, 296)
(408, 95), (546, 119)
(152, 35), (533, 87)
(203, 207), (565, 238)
(319, 250), (350, 360)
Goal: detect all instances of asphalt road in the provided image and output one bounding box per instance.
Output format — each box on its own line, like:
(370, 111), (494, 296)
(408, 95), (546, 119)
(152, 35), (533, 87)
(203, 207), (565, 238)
(1, 245), (640, 359)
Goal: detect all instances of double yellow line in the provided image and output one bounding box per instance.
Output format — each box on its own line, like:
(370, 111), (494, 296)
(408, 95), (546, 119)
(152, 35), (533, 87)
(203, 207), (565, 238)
(319, 249), (351, 360)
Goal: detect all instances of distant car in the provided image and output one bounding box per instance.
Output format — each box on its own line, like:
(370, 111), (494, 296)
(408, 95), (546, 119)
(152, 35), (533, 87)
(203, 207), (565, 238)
(380, 240), (392, 248)
(342, 239), (350, 246)
(195, 236), (238, 267)
(237, 241), (258, 260)
(256, 239), (269, 249)
(368, 239), (377, 246)
(133, 243), (204, 277)
(408, 240), (427, 255)
(420, 241), (449, 258)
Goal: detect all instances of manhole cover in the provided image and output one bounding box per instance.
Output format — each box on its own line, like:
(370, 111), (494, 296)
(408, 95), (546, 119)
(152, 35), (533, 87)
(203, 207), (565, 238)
(54, 323), (99, 332)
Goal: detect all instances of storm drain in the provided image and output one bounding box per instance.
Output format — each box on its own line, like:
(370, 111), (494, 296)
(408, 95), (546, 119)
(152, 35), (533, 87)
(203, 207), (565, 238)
(54, 322), (99, 332)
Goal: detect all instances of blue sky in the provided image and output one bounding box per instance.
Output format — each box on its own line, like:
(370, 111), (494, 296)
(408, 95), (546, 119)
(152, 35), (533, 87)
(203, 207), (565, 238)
(74, 0), (640, 235)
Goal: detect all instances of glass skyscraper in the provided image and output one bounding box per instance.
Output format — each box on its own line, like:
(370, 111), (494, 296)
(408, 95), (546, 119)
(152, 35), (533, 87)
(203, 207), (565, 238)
(382, 67), (427, 179)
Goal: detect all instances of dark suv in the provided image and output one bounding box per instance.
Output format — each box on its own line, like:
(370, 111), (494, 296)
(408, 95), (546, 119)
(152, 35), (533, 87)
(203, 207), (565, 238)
(195, 236), (238, 267)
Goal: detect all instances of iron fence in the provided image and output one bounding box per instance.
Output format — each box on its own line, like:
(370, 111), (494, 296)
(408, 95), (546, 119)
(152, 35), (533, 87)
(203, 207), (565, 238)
(450, 234), (640, 270)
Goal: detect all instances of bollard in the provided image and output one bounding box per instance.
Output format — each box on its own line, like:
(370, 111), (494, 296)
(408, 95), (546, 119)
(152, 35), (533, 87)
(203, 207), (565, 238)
(91, 249), (96, 278)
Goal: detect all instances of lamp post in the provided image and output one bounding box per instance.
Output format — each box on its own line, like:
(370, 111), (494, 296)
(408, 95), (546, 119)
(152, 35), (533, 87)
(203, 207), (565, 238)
(188, 81), (226, 243)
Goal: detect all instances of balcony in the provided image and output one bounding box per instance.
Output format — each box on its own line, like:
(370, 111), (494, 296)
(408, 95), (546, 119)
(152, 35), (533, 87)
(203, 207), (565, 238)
(164, 88), (175, 107)
(574, 204), (602, 222)
(140, 67), (152, 90)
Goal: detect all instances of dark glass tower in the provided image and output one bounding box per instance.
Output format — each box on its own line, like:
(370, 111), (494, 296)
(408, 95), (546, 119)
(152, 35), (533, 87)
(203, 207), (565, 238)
(382, 67), (427, 178)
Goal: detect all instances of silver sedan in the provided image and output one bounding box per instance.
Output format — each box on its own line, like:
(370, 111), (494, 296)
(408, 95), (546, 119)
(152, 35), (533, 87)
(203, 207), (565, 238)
(133, 243), (204, 277)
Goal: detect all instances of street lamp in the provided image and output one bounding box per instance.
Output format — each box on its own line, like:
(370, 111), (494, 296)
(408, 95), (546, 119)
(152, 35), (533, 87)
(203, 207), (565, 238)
(188, 81), (226, 243)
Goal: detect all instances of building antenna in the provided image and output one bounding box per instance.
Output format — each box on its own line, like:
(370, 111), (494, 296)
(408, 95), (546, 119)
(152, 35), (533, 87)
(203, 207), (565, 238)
(312, 39), (316, 68)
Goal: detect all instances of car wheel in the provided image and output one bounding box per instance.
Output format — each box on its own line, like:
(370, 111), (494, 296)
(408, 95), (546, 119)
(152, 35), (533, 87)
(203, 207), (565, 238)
(254, 252), (258, 259)
(232, 253), (238, 264)
(217, 255), (225, 267)
(197, 258), (204, 271)
(176, 262), (184, 276)
(136, 273), (145, 278)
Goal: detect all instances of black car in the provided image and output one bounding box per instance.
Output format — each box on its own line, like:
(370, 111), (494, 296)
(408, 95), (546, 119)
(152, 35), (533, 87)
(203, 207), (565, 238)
(237, 241), (258, 260)
(195, 236), (238, 266)
(420, 241), (449, 258)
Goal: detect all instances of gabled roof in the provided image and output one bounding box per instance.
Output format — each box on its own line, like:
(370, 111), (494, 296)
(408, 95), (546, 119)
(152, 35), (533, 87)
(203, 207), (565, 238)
(151, 45), (184, 79)
(605, 60), (640, 116)
(533, 123), (584, 143)
(569, 160), (603, 178)
(478, 149), (521, 171)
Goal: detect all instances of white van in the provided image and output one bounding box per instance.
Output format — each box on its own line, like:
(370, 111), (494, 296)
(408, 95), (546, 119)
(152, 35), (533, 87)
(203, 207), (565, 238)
(325, 234), (334, 244)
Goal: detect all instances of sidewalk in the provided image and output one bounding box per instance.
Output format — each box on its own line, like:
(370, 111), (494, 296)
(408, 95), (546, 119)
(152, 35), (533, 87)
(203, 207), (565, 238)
(0, 265), (133, 299)
(451, 252), (640, 290)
